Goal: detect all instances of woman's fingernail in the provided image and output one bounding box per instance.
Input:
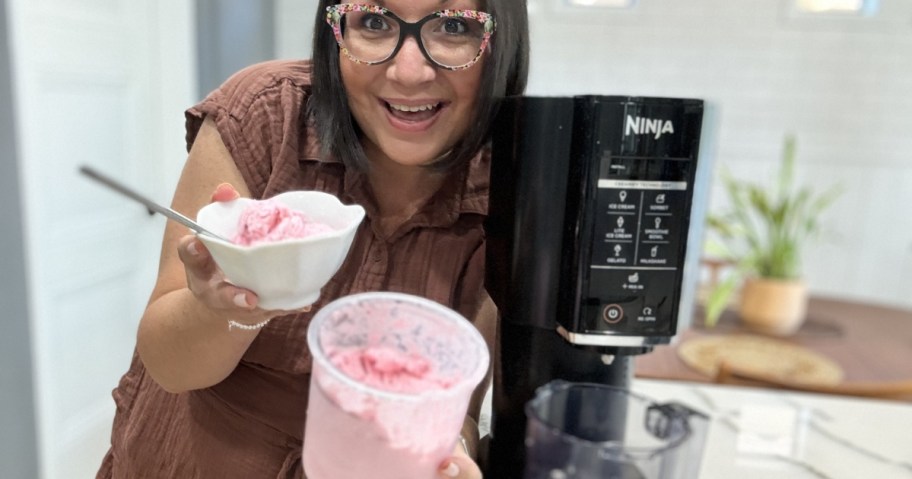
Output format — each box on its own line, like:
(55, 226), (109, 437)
(187, 241), (199, 256)
(233, 293), (249, 308)
(442, 462), (459, 478)
(216, 183), (240, 199)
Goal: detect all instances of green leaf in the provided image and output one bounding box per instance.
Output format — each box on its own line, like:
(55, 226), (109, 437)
(704, 275), (741, 328)
(777, 135), (797, 203)
(704, 134), (841, 289)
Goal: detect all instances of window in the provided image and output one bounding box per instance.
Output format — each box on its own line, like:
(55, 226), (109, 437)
(564, 0), (636, 7)
(794, 0), (879, 15)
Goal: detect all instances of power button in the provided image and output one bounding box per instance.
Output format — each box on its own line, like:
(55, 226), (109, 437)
(602, 304), (624, 324)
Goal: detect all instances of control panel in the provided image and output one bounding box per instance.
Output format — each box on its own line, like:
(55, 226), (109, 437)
(558, 96), (705, 351)
(587, 170), (691, 336)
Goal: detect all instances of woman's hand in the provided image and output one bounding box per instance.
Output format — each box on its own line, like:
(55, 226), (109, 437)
(138, 118), (298, 393)
(438, 443), (483, 478)
(177, 183), (310, 327)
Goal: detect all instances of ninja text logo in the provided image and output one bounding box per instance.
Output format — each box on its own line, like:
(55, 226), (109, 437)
(625, 115), (675, 140)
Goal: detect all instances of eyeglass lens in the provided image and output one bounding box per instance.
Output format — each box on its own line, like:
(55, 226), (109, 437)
(340, 11), (488, 68)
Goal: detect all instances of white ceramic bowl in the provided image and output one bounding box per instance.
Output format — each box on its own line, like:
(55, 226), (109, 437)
(195, 191), (365, 310)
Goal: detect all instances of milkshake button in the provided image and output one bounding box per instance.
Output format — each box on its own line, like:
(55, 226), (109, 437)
(602, 304), (624, 324)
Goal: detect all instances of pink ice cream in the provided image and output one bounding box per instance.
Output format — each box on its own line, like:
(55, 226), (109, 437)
(328, 346), (458, 394)
(303, 295), (487, 479)
(232, 198), (333, 246)
(304, 346), (464, 479)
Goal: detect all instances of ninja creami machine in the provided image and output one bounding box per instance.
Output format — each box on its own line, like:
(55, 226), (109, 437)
(484, 96), (714, 478)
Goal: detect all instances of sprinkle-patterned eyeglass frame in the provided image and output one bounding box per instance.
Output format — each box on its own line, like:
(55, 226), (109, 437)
(325, 3), (496, 71)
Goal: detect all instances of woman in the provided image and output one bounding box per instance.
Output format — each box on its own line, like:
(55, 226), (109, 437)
(98, 0), (528, 477)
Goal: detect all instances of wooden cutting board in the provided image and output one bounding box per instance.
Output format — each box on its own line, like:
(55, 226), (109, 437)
(677, 334), (844, 386)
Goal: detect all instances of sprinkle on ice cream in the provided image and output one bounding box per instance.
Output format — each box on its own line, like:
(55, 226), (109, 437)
(233, 198), (334, 246)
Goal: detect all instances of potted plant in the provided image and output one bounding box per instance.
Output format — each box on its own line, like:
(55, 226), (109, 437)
(703, 135), (842, 335)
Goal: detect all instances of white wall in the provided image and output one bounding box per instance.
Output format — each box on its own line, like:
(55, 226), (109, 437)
(197, 0), (276, 98)
(275, 0), (318, 59)
(0, 0), (39, 475)
(5, 1), (196, 477)
(523, 0), (912, 310)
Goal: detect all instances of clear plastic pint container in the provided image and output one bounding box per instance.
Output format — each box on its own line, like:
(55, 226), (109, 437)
(524, 381), (709, 479)
(303, 292), (490, 479)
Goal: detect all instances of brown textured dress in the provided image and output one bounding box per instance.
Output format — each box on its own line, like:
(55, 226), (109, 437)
(97, 60), (491, 478)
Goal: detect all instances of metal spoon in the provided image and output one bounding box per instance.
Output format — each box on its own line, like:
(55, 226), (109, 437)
(79, 165), (230, 242)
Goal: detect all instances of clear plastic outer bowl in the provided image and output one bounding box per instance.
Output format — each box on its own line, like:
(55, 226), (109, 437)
(195, 190), (365, 310)
(524, 380), (709, 479)
(303, 292), (490, 479)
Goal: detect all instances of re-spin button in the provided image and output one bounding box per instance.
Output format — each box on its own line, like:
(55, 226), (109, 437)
(602, 304), (624, 324)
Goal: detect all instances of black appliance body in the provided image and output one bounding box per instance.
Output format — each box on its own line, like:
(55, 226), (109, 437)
(484, 96), (710, 477)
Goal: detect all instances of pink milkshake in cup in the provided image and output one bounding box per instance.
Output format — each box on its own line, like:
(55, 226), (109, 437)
(303, 292), (490, 479)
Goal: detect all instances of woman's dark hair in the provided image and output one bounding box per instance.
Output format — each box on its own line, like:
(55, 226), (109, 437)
(309, 0), (530, 172)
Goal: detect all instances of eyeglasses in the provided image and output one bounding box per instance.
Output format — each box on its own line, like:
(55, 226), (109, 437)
(326, 4), (496, 71)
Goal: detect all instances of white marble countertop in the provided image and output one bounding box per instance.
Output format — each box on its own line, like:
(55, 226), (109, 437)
(631, 378), (912, 479)
(480, 378), (912, 478)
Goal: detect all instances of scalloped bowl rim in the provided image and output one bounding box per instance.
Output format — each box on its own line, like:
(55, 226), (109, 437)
(195, 190), (366, 251)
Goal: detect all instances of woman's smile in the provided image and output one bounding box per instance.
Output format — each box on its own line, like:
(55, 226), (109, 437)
(382, 98), (448, 133)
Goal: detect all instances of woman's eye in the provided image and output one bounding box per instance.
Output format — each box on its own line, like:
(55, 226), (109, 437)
(442, 18), (469, 34)
(361, 13), (389, 31)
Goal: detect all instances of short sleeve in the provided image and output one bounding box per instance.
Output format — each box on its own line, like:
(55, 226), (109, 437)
(184, 60), (315, 199)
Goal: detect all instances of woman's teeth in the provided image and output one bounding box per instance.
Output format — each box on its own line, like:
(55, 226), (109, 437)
(388, 103), (439, 113)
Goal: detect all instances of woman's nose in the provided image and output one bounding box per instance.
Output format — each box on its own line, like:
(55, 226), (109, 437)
(386, 36), (436, 85)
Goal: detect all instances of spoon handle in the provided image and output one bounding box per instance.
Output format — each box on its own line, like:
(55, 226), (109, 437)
(79, 165), (228, 242)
